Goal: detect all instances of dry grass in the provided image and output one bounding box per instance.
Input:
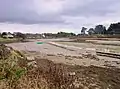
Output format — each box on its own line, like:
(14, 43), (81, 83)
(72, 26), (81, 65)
(0, 60), (77, 89)
(0, 44), (27, 89)
(35, 58), (77, 89)
(1, 44), (120, 89)
(0, 44), (77, 89)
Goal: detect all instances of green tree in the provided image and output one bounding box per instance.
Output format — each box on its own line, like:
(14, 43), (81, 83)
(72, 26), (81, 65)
(107, 22), (120, 34)
(94, 25), (106, 34)
(1, 32), (7, 38)
(88, 28), (95, 35)
(81, 27), (87, 35)
(15, 32), (26, 40)
(0, 32), (1, 37)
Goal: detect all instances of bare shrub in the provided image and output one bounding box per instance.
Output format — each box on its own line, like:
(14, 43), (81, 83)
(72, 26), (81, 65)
(34, 58), (77, 89)
(0, 44), (27, 89)
(0, 45), (76, 89)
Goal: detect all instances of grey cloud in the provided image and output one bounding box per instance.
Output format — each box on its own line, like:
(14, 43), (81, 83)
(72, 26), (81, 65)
(0, 12), (66, 24)
(62, 0), (120, 17)
(0, 0), (66, 24)
(0, 0), (120, 25)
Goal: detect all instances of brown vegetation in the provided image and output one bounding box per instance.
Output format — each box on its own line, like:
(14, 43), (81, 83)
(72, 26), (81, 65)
(0, 44), (120, 89)
(0, 44), (76, 89)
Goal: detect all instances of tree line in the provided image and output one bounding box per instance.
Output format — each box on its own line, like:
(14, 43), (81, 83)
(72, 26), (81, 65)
(82, 22), (120, 35)
(0, 22), (120, 38)
(0, 32), (26, 40)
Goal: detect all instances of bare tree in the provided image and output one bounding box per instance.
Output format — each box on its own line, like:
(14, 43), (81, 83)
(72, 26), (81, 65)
(81, 27), (87, 35)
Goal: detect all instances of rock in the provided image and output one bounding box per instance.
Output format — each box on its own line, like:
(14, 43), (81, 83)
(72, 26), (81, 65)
(27, 61), (37, 67)
(69, 72), (76, 76)
(27, 56), (35, 61)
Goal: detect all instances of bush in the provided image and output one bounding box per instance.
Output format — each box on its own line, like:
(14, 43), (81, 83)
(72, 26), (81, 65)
(0, 44), (27, 89)
(0, 45), (76, 89)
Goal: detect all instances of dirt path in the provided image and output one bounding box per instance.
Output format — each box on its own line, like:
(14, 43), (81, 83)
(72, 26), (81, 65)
(7, 39), (120, 68)
(7, 39), (84, 56)
(5, 39), (120, 89)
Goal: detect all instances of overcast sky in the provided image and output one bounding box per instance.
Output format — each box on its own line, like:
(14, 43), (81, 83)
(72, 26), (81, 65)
(0, 0), (120, 33)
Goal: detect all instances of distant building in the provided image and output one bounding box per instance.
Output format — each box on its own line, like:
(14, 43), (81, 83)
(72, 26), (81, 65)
(42, 34), (46, 38)
(2, 32), (14, 38)
(7, 34), (14, 38)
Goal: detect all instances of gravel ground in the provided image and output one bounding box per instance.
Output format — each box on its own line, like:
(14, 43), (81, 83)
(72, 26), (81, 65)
(6, 39), (120, 68)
